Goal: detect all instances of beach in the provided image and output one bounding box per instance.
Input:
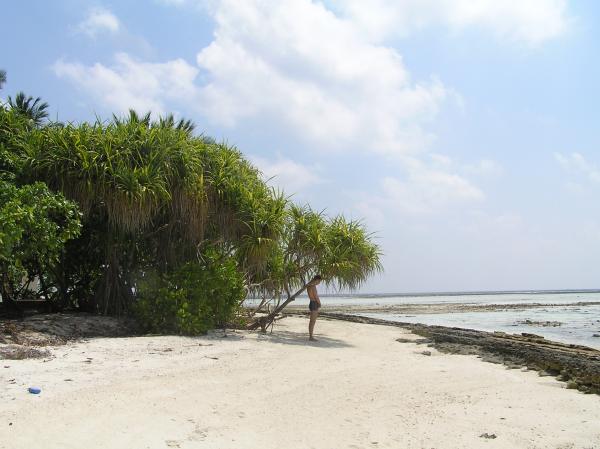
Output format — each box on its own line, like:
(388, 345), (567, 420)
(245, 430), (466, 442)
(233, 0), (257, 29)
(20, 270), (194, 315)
(2, 316), (600, 448)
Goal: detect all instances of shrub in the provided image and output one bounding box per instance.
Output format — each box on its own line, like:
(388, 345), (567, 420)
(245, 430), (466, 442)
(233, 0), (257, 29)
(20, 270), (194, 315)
(134, 252), (245, 335)
(0, 178), (81, 302)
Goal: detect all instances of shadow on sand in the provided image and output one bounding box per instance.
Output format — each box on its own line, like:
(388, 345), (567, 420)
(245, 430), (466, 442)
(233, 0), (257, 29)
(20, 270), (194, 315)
(255, 329), (353, 348)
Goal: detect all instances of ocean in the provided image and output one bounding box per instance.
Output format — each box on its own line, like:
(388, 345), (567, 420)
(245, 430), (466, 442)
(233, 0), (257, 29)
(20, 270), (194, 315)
(285, 290), (600, 349)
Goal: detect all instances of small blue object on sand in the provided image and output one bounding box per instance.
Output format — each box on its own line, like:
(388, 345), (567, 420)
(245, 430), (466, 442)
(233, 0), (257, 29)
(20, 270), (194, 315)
(27, 387), (41, 394)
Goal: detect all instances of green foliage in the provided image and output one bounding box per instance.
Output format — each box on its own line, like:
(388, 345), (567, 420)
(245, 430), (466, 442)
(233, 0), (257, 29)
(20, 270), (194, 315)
(319, 215), (382, 290)
(53, 208), (106, 311)
(0, 179), (81, 301)
(253, 204), (382, 296)
(17, 110), (287, 315)
(247, 204), (382, 329)
(134, 251), (245, 335)
(0, 107), (29, 176)
(0, 94), (382, 329)
(7, 92), (49, 127)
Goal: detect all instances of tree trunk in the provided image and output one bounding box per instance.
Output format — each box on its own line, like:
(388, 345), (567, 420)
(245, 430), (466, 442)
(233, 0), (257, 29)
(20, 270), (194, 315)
(0, 269), (22, 317)
(94, 243), (131, 316)
(246, 283), (308, 331)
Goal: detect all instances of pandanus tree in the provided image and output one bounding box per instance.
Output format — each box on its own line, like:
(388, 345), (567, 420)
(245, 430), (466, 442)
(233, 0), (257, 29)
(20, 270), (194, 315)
(0, 106), (29, 175)
(2, 93), (382, 328)
(247, 205), (382, 331)
(20, 110), (286, 315)
(8, 92), (49, 127)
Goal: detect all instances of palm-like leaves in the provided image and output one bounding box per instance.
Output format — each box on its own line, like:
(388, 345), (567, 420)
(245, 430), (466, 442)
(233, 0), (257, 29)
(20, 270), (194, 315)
(158, 113), (195, 135)
(19, 111), (293, 314)
(247, 204), (382, 329)
(282, 206), (382, 291)
(5, 104), (382, 318)
(320, 216), (382, 290)
(8, 92), (49, 127)
(0, 70), (6, 90)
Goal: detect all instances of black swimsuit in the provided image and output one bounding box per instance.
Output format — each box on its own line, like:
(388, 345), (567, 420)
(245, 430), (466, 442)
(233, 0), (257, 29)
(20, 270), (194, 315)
(309, 300), (320, 311)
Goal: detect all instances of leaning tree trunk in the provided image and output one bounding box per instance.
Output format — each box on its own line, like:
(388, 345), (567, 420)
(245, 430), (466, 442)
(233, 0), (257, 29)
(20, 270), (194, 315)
(246, 283), (308, 331)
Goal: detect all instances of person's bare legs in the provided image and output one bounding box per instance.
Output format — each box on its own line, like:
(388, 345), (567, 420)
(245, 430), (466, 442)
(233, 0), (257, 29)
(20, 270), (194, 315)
(309, 310), (319, 340)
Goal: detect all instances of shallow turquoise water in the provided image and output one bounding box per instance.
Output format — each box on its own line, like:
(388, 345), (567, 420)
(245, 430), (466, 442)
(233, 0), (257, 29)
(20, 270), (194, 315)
(361, 305), (600, 349)
(283, 291), (600, 349)
(322, 291), (600, 307)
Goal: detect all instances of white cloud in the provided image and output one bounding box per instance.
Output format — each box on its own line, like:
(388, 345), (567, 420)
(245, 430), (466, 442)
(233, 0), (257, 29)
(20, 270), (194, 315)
(54, 0), (568, 218)
(52, 53), (199, 115)
(195, 0), (447, 155)
(555, 152), (600, 183)
(57, 1), (571, 156)
(77, 8), (120, 38)
(335, 0), (570, 45)
(56, 1), (449, 156)
(250, 155), (321, 194)
(382, 170), (484, 215)
(356, 159), (484, 221)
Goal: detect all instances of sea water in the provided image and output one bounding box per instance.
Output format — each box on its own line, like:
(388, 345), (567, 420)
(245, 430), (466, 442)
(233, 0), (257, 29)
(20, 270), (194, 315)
(288, 291), (600, 349)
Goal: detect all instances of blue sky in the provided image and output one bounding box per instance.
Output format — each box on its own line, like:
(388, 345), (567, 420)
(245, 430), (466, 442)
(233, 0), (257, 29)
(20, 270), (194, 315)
(3, 0), (600, 293)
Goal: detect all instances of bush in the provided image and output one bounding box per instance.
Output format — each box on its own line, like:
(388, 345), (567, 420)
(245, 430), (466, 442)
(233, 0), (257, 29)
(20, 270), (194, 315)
(134, 253), (246, 335)
(0, 178), (81, 302)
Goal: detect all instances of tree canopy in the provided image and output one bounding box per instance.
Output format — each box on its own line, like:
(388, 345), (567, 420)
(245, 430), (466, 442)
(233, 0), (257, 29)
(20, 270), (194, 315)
(247, 205), (382, 330)
(7, 92), (49, 127)
(0, 95), (382, 332)
(0, 178), (81, 307)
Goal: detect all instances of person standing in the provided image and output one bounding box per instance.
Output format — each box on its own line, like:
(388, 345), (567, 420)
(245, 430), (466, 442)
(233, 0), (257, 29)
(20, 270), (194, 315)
(307, 275), (322, 341)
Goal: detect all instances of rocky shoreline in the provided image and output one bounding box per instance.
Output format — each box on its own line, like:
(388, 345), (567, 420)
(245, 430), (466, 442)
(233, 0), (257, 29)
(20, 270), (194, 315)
(288, 311), (600, 395)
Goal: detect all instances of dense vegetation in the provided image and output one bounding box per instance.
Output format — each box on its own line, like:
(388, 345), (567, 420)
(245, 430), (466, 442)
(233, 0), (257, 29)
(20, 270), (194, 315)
(0, 74), (382, 333)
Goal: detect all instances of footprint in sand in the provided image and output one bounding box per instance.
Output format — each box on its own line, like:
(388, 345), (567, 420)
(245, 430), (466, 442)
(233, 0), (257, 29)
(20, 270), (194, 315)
(165, 440), (181, 448)
(187, 424), (208, 441)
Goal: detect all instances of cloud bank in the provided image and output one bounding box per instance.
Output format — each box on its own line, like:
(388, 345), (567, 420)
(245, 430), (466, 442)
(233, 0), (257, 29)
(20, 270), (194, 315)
(53, 53), (198, 115)
(55, 0), (570, 220)
(335, 0), (570, 45)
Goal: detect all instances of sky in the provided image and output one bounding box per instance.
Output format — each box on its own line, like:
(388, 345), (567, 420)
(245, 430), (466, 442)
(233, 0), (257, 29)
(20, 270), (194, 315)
(2, 0), (600, 293)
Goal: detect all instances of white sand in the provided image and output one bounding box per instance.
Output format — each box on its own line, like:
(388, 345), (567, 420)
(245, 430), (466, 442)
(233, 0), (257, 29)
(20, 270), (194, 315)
(1, 316), (599, 449)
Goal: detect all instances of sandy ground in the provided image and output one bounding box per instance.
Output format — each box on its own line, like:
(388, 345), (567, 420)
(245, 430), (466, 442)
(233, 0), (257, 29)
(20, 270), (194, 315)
(1, 316), (599, 449)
